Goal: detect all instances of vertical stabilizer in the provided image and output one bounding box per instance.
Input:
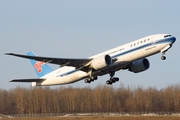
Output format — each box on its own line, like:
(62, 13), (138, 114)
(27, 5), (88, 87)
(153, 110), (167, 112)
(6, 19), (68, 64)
(27, 51), (54, 78)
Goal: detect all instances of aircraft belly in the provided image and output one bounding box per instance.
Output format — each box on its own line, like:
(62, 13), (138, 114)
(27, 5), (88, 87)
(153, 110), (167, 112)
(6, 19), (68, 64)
(92, 61), (130, 76)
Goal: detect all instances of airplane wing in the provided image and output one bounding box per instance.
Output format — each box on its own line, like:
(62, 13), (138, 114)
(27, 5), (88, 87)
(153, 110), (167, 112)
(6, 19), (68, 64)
(5, 53), (92, 72)
(10, 78), (45, 82)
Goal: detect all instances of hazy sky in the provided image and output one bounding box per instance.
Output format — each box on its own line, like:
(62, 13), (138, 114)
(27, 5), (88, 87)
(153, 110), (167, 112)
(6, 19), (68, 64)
(1, 0), (180, 90)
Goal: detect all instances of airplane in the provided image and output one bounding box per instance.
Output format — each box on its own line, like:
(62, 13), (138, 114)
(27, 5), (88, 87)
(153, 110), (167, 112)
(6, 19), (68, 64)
(5, 34), (176, 86)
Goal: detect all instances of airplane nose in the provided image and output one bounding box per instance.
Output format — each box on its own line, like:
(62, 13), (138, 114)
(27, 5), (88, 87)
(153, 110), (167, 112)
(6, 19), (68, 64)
(172, 36), (176, 44)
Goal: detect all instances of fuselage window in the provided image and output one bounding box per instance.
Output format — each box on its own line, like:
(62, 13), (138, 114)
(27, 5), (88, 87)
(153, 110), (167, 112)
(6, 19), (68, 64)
(134, 43), (136, 46)
(137, 42), (139, 45)
(144, 39), (146, 42)
(141, 41), (143, 43)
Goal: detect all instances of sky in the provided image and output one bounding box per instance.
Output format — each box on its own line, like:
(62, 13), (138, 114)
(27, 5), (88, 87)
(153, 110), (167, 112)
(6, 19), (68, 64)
(1, 0), (180, 90)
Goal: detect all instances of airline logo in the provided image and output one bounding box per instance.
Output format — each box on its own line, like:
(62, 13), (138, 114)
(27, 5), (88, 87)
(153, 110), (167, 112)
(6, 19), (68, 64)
(34, 61), (43, 73)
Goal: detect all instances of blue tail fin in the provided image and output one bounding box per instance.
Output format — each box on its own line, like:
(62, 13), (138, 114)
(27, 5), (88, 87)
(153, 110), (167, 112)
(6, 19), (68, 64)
(27, 51), (54, 78)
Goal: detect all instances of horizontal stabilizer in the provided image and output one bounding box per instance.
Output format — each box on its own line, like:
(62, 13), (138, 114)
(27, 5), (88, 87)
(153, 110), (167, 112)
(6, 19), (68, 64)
(9, 78), (45, 82)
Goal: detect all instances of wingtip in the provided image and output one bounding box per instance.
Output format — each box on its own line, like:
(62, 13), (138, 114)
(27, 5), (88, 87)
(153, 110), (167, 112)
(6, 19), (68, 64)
(4, 53), (14, 55)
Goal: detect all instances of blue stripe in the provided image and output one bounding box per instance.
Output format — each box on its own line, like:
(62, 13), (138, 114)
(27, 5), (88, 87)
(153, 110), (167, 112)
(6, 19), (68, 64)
(56, 70), (77, 77)
(56, 37), (175, 77)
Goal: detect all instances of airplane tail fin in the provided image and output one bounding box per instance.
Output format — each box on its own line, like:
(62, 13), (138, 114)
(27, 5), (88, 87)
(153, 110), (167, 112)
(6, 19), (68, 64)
(27, 51), (54, 78)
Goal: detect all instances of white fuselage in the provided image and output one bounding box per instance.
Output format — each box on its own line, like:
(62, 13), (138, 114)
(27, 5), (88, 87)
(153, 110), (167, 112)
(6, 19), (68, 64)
(33, 34), (176, 86)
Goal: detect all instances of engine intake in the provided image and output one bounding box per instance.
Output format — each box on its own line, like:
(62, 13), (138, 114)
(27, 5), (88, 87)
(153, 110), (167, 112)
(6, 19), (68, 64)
(92, 55), (112, 70)
(129, 58), (150, 73)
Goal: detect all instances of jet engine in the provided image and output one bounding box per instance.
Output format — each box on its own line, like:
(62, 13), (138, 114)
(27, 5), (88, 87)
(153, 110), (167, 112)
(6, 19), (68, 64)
(129, 58), (150, 73)
(92, 55), (112, 70)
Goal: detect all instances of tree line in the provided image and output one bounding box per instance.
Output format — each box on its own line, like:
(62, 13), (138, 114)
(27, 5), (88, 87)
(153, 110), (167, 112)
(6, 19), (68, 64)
(0, 83), (180, 114)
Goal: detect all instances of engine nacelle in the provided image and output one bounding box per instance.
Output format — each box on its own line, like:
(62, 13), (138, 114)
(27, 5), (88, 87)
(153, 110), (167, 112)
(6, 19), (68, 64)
(92, 55), (112, 70)
(129, 58), (150, 73)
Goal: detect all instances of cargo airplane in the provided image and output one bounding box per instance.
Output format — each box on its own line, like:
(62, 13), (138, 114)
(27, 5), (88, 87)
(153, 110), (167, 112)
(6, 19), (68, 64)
(5, 34), (176, 86)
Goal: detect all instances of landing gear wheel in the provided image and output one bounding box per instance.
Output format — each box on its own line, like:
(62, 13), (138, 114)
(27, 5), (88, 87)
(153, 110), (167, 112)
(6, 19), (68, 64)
(87, 78), (91, 83)
(112, 78), (116, 83)
(106, 80), (112, 85)
(115, 77), (119, 82)
(106, 80), (110, 85)
(110, 79), (113, 83)
(161, 56), (166, 60)
(84, 79), (89, 83)
(84, 76), (98, 84)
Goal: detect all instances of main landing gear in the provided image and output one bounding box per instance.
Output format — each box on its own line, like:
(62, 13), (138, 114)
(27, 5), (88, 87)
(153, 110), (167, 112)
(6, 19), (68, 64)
(84, 76), (98, 83)
(106, 77), (119, 85)
(106, 72), (119, 85)
(84, 72), (119, 85)
(161, 52), (166, 60)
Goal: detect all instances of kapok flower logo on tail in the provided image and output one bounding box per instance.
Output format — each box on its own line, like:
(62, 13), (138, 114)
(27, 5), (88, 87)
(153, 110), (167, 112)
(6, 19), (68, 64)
(34, 61), (44, 73)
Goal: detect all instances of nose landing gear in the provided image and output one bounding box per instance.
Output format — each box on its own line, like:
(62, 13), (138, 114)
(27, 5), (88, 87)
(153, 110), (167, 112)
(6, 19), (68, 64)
(160, 45), (172, 60)
(161, 56), (166, 60)
(161, 52), (166, 60)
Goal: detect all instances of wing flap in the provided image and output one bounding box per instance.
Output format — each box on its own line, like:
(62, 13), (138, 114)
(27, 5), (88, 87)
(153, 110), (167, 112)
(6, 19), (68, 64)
(9, 78), (45, 82)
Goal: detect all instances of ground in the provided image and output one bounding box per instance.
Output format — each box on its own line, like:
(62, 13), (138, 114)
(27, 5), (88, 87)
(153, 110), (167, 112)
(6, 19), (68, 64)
(1, 116), (180, 120)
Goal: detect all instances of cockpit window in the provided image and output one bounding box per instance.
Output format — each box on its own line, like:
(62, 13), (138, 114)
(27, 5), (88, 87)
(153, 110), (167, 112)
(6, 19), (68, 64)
(164, 35), (171, 38)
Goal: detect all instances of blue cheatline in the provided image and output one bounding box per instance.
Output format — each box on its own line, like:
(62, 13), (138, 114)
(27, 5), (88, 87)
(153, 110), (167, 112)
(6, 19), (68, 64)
(27, 51), (54, 78)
